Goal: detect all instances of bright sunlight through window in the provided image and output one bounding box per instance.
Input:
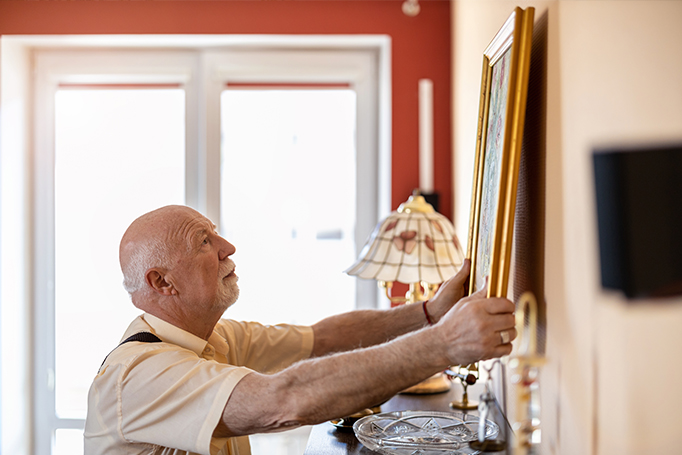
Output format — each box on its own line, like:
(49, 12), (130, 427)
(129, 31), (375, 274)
(220, 89), (358, 326)
(53, 89), (185, 454)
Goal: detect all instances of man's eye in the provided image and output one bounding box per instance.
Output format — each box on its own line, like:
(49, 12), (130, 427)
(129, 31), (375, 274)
(202, 238), (209, 245)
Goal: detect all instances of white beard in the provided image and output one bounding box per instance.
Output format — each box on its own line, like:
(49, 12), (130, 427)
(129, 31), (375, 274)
(214, 262), (239, 313)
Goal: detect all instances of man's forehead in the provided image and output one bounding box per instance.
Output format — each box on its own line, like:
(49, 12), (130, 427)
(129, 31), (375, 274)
(193, 220), (218, 235)
(175, 212), (216, 238)
(122, 205), (213, 248)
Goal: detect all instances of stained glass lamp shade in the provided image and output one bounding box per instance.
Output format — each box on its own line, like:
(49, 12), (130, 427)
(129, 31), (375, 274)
(345, 193), (465, 303)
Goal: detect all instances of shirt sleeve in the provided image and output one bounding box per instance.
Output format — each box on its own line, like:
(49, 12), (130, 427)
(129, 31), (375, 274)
(113, 343), (252, 455)
(218, 320), (314, 374)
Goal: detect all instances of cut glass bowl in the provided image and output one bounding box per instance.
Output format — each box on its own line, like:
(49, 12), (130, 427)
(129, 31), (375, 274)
(352, 410), (500, 455)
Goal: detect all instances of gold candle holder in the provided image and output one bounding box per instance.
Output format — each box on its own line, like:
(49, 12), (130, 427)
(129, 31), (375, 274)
(509, 292), (545, 455)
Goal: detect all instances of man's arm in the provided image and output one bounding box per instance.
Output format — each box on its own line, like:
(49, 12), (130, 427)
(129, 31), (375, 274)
(310, 260), (472, 357)
(214, 284), (516, 437)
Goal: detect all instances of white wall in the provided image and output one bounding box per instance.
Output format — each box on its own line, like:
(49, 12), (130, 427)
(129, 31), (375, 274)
(452, 1), (682, 454)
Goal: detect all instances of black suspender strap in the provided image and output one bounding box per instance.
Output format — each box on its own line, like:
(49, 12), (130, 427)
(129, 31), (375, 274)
(98, 331), (162, 372)
(121, 331), (163, 344)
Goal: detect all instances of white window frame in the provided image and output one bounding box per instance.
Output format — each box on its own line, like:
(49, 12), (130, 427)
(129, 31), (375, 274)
(1, 35), (391, 455)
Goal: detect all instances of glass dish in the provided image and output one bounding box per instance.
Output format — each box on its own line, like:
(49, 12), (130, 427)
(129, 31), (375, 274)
(352, 410), (500, 455)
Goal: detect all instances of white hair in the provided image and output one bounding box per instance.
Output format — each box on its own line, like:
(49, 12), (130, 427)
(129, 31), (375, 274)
(120, 205), (198, 298)
(121, 237), (173, 295)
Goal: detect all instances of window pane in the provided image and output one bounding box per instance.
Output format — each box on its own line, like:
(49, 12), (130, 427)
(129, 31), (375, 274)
(220, 90), (357, 325)
(54, 89), (185, 419)
(55, 429), (84, 455)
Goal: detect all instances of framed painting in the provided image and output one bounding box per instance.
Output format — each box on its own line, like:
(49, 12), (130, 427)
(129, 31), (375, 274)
(466, 7), (535, 297)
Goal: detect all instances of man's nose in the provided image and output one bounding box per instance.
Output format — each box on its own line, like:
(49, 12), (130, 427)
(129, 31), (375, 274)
(218, 236), (236, 261)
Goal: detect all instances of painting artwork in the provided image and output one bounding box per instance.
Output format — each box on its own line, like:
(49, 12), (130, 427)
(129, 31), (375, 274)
(467, 7), (534, 297)
(473, 48), (512, 293)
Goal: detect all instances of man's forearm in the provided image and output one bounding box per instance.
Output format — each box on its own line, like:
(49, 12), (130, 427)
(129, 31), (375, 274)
(310, 261), (470, 357)
(310, 301), (431, 357)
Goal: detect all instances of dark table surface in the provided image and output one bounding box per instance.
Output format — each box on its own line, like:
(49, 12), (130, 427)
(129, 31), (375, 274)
(303, 384), (510, 455)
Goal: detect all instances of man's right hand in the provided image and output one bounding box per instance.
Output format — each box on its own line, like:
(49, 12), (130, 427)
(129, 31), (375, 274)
(435, 286), (517, 366)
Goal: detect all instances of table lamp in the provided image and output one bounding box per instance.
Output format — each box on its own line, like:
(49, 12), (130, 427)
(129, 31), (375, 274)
(345, 191), (465, 393)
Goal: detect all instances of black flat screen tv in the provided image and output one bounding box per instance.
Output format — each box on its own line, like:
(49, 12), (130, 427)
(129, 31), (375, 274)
(593, 143), (682, 299)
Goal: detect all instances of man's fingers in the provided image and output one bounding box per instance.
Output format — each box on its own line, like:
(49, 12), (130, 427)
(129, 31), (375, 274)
(484, 297), (515, 315)
(469, 281), (488, 298)
(489, 343), (514, 359)
(489, 314), (516, 334)
(497, 326), (517, 344)
(456, 259), (471, 279)
(444, 259), (471, 288)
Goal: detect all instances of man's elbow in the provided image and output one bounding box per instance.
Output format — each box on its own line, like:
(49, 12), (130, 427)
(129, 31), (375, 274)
(213, 414), (305, 438)
(214, 372), (311, 437)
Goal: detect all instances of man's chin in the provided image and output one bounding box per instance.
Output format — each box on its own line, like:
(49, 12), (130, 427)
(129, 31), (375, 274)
(215, 289), (239, 314)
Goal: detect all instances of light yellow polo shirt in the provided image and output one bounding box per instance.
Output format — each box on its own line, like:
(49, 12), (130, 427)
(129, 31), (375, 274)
(84, 313), (314, 455)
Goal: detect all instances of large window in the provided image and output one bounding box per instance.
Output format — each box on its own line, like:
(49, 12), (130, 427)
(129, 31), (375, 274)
(1, 36), (390, 455)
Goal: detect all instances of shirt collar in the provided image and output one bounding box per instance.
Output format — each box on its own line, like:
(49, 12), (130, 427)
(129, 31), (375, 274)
(207, 330), (230, 357)
(144, 313), (208, 357)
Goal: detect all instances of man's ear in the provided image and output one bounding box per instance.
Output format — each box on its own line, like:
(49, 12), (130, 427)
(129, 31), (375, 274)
(145, 269), (177, 296)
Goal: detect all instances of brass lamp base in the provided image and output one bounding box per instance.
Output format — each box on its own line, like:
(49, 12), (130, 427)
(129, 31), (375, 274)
(445, 364), (479, 410)
(401, 373), (451, 394)
(449, 391), (478, 410)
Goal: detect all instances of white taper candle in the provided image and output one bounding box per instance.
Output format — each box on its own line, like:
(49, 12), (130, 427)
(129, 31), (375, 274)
(419, 78), (434, 193)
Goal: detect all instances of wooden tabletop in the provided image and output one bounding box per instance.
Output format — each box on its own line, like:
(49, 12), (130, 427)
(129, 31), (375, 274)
(303, 384), (510, 455)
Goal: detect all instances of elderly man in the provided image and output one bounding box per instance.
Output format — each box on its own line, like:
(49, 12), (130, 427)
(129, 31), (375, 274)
(84, 205), (516, 455)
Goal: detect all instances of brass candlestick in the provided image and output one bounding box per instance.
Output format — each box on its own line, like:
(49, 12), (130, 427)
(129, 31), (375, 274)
(509, 292), (545, 455)
(447, 363), (480, 410)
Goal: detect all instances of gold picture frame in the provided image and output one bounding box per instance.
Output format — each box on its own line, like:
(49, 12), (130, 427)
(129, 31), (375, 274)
(466, 7), (535, 297)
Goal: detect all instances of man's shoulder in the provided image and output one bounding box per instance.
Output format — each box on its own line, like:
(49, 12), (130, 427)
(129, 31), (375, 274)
(99, 316), (198, 374)
(108, 339), (195, 365)
(120, 314), (153, 340)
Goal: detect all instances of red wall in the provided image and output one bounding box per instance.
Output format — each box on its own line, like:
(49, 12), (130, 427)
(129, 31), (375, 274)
(0, 0), (452, 219)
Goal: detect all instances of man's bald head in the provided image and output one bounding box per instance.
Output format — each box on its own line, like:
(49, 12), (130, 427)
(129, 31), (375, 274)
(119, 205), (201, 297)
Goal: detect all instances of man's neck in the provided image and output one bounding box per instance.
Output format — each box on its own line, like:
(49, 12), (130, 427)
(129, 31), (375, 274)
(147, 308), (219, 341)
